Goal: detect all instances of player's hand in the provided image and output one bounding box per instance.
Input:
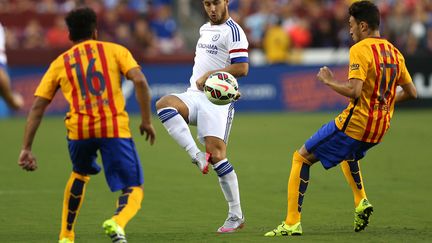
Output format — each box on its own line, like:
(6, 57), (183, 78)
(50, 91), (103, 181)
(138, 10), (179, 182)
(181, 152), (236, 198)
(233, 91), (241, 101)
(18, 149), (38, 171)
(11, 92), (24, 110)
(196, 72), (211, 91)
(139, 123), (156, 145)
(317, 66), (334, 85)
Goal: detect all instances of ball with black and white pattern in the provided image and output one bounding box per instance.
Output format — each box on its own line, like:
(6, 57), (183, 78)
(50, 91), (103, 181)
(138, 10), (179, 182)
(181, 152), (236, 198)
(204, 71), (239, 105)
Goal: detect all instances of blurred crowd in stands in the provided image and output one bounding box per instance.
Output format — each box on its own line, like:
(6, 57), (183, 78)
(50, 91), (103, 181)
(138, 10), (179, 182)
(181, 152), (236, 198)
(0, 0), (184, 56)
(0, 0), (431, 63)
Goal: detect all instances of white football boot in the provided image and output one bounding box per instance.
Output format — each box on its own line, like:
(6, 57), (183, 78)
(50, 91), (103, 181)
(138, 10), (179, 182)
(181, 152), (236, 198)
(217, 214), (245, 233)
(192, 152), (210, 174)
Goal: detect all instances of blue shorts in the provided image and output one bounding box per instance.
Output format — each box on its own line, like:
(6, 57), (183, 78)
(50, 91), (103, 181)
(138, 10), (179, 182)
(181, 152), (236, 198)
(67, 138), (143, 192)
(305, 121), (377, 169)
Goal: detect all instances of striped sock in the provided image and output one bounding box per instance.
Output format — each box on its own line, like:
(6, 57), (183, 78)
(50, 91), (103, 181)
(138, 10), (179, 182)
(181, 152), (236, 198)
(59, 172), (90, 241)
(157, 108), (200, 158)
(112, 186), (144, 229)
(285, 151), (311, 226)
(341, 160), (367, 206)
(213, 159), (242, 218)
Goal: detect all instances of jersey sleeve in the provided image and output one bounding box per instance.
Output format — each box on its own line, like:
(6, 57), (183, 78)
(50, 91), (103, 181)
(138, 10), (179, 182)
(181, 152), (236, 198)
(397, 57), (412, 85)
(226, 21), (249, 64)
(34, 59), (61, 100)
(115, 44), (140, 75)
(348, 44), (369, 82)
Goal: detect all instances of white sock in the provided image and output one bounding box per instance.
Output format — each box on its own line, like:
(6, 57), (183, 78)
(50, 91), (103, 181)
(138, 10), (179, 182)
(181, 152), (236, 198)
(213, 159), (243, 218)
(157, 108), (200, 158)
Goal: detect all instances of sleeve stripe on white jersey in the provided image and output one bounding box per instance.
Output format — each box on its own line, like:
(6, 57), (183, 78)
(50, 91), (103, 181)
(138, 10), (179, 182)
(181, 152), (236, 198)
(226, 20), (240, 42)
(231, 57), (248, 64)
(230, 52), (248, 59)
(229, 48), (248, 54)
(226, 20), (237, 42)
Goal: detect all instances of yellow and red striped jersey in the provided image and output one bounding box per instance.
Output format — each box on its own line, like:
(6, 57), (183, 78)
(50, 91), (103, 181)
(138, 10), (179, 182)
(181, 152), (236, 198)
(35, 40), (140, 139)
(335, 37), (412, 143)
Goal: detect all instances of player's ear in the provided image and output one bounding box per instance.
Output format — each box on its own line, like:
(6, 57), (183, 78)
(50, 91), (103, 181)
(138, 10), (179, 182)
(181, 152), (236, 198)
(359, 21), (368, 33)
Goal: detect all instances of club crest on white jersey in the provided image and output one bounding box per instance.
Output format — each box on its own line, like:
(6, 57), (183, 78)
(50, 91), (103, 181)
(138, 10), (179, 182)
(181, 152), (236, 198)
(189, 18), (248, 90)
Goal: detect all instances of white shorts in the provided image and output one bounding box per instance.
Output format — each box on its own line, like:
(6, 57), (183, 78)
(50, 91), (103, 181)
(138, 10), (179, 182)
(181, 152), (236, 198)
(173, 89), (235, 144)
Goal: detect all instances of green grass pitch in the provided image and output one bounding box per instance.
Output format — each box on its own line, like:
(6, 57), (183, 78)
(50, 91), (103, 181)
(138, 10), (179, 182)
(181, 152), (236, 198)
(1, 110), (431, 242)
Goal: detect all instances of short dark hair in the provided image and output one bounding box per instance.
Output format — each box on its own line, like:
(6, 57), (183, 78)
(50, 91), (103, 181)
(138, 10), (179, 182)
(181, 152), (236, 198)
(65, 7), (97, 42)
(349, 1), (380, 30)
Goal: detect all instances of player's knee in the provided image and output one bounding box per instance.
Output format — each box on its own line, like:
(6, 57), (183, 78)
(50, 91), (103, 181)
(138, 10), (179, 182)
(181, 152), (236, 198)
(208, 149), (226, 163)
(296, 146), (316, 165)
(155, 96), (168, 110)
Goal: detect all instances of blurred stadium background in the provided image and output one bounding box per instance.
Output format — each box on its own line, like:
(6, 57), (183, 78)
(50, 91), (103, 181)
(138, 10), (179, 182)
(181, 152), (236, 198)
(1, 0), (432, 242)
(0, 0), (431, 116)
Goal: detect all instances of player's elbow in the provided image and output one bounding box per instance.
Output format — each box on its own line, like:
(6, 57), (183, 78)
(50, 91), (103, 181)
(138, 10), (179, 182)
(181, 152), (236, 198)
(127, 67), (148, 87)
(233, 63), (248, 77)
(408, 88), (418, 100)
(131, 73), (150, 88)
(240, 65), (249, 76)
(402, 83), (417, 100)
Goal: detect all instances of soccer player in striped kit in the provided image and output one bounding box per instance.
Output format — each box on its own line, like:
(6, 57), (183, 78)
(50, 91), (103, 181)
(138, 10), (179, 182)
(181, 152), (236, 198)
(18, 8), (155, 243)
(156, 0), (248, 233)
(265, 0), (417, 236)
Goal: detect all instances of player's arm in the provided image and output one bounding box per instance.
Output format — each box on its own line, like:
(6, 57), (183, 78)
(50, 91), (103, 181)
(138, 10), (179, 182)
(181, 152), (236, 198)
(196, 62), (249, 91)
(317, 66), (363, 99)
(0, 68), (23, 110)
(18, 96), (51, 171)
(395, 82), (417, 103)
(126, 67), (156, 145)
(220, 62), (249, 78)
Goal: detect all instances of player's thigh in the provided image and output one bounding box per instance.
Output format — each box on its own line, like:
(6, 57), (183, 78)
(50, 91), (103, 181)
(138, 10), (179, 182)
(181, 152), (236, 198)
(197, 100), (234, 144)
(171, 91), (206, 125)
(99, 138), (143, 192)
(67, 138), (101, 175)
(304, 120), (374, 169)
(156, 94), (190, 123)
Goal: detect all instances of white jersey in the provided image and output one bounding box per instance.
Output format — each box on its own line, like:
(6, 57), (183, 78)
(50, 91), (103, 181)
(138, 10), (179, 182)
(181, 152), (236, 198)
(0, 23), (6, 65)
(189, 17), (248, 90)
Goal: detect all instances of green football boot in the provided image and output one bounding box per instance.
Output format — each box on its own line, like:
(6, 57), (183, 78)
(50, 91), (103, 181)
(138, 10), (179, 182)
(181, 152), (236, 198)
(354, 198), (374, 232)
(103, 219), (127, 243)
(264, 221), (302, 236)
(58, 238), (74, 243)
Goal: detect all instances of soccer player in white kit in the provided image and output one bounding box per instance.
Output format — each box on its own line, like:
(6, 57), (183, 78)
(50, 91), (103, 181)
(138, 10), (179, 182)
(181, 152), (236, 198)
(0, 22), (23, 112)
(156, 0), (248, 233)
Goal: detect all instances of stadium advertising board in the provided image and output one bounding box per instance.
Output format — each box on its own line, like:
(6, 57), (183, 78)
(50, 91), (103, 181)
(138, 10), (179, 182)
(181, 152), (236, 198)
(401, 55), (432, 108)
(1, 63), (428, 117)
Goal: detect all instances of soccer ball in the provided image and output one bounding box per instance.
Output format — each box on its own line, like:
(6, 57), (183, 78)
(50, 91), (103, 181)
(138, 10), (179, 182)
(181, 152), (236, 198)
(204, 71), (239, 105)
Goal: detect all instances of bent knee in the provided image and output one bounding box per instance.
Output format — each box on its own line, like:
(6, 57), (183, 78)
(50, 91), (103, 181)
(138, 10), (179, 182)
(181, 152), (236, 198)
(205, 137), (227, 163)
(297, 145), (317, 164)
(155, 96), (169, 110)
(207, 149), (226, 163)
(155, 95), (185, 110)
